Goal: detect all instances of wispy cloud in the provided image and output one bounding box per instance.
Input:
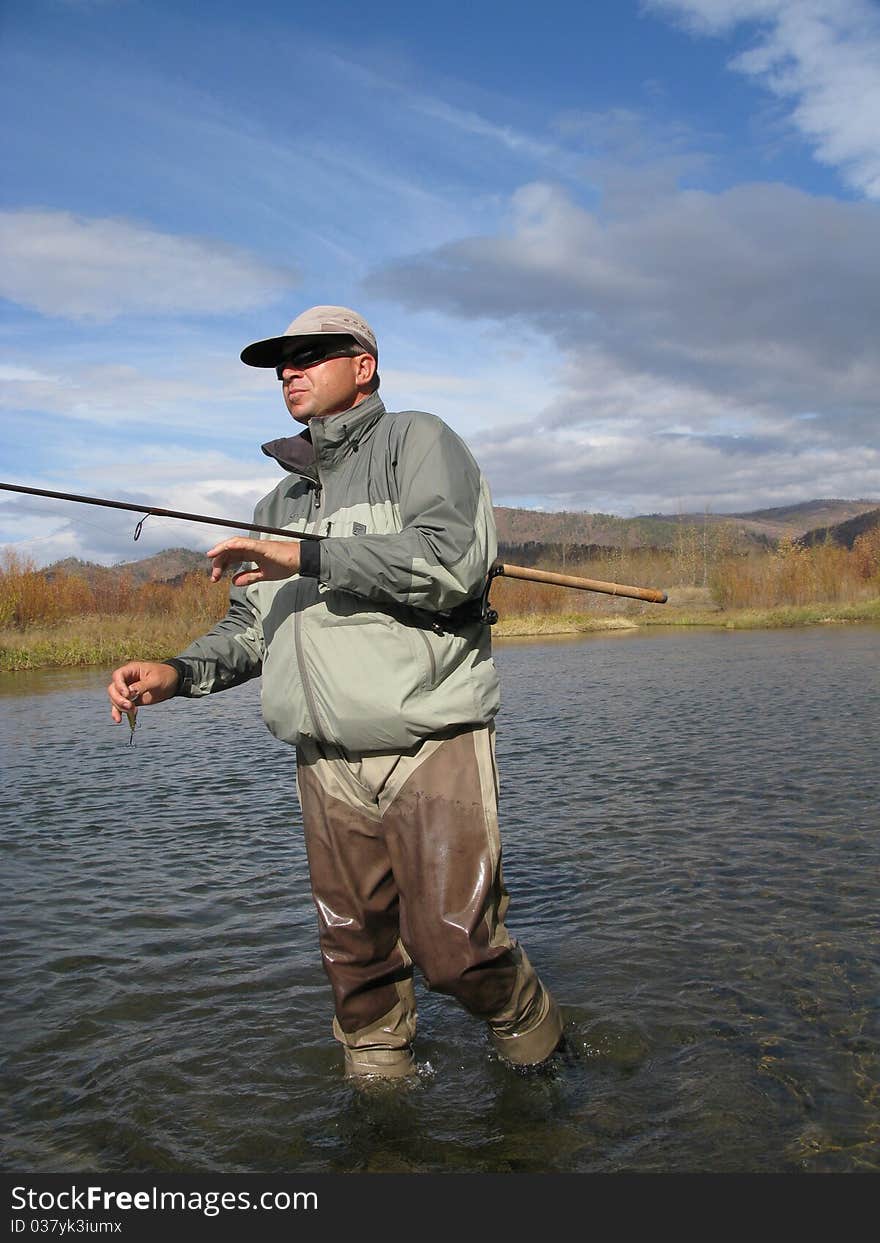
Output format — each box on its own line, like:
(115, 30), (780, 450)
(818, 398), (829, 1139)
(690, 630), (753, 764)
(0, 353), (270, 430)
(645, 0), (880, 197)
(410, 97), (576, 170)
(323, 48), (584, 182)
(0, 210), (296, 320)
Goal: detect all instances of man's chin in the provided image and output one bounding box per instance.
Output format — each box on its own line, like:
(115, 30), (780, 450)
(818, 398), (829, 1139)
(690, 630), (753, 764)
(286, 399), (313, 425)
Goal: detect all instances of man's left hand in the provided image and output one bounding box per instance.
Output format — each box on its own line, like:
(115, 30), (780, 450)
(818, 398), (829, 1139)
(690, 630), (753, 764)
(206, 537), (302, 586)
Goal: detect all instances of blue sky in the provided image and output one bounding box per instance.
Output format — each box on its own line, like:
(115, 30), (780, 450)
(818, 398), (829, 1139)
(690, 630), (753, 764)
(1, 0), (879, 565)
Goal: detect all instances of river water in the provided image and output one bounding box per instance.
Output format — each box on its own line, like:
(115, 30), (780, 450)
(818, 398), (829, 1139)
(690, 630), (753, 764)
(1, 626), (878, 1174)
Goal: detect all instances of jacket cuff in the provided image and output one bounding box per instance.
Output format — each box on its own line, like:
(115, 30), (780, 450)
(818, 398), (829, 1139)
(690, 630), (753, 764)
(162, 658), (192, 696)
(299, 539), (322, 579)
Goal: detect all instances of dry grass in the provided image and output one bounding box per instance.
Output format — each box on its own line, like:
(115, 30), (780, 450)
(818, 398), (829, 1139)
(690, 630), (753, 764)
(491, 527), (880, 618)
(0, 550), (227, 629)
(0, 614), (221, 672)
(489, 530), (880, 637)
(0, 551), (228, 671)
(710, 531), (880, 610)
(493, 612), (640, 638)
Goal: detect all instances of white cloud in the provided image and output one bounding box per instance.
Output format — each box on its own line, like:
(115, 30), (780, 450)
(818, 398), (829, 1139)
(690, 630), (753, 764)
(474, 347), (880, 514)
(0, 210), (295, 321)
(488, 434), (880, 517)
(369, 174), (880, 513)
(0, 450), (281, 567)
(645, 0), (880, 197)
(372, 179), (880, 421)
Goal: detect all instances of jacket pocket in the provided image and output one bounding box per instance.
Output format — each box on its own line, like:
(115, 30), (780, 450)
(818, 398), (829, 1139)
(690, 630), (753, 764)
(298, 605), (428, 749)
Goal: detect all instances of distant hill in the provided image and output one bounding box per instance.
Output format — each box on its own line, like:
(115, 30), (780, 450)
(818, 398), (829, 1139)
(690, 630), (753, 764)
(495, 499), (880, 553)
(693, 500), (880, 543)
(797, 507), (880, 550)
(494, 506), (685, 552)
(45, 547), (207, 587)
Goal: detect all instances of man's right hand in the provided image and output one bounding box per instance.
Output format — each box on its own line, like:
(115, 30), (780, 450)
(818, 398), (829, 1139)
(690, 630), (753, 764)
(107, 661), (180, 724)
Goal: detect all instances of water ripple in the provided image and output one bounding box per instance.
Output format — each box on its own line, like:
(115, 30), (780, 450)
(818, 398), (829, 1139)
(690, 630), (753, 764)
(1, 628), (879, 1173)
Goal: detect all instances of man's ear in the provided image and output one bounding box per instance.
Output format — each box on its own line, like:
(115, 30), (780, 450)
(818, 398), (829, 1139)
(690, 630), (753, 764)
(355, 353), (377, 387)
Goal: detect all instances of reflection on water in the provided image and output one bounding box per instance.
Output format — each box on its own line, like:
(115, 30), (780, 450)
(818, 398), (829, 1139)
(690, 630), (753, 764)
(1, 626), (878, 1173)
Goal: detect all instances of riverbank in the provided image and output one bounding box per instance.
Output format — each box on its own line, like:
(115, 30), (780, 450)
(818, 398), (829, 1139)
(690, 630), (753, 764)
(2, 596), (879, 671)
(0, 615), (205, 672)
(493, 596), (880, 638)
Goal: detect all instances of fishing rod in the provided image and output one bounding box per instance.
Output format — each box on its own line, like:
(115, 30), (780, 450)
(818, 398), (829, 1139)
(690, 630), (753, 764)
(0, 481), (326, 544)
(0, 480), (668, 608)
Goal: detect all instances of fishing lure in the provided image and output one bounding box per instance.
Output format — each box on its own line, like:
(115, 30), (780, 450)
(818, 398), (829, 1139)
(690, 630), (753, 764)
(125, 691), (140, 745)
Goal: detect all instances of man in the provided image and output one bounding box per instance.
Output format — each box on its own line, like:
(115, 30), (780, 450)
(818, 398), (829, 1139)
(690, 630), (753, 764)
(107, 306), (563, 1079)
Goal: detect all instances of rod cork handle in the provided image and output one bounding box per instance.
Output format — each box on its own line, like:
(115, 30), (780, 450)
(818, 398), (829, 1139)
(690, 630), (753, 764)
(495, 563), (668, 604)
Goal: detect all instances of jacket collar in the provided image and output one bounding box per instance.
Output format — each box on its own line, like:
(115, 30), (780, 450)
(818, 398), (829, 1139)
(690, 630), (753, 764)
(261, 391), (386, 477)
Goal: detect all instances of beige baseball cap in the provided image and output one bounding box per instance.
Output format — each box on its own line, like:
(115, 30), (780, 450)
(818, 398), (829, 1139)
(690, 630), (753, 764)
(240, 305), (378, 367)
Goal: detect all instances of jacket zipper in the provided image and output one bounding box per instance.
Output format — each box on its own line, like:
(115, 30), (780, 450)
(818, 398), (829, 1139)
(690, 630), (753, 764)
(294, 607), (324, 738)
(290, 472), (327, 739)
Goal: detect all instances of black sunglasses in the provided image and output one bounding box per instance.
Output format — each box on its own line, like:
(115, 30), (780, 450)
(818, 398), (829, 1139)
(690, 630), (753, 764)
(275, 343), (361, 381)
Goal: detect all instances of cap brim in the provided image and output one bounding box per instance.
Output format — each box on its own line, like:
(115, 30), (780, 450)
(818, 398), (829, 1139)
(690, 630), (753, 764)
(239, 335), (285, 368)
(240, 333), (321, 368)
(240, 331), (375, 368)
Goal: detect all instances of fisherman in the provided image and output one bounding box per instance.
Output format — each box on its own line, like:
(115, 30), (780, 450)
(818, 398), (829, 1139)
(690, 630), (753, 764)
(107, 306), (563, 1079)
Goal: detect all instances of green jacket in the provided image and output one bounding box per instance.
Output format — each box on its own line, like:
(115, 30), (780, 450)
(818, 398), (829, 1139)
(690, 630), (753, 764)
(172, 392), (501, 752)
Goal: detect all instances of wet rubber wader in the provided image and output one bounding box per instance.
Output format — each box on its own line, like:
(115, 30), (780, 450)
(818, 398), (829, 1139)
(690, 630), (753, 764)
(296, 724), (563, 1076)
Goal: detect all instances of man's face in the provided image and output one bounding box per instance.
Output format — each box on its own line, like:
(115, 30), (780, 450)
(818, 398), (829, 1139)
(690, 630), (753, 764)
(278, 344), (375, 424)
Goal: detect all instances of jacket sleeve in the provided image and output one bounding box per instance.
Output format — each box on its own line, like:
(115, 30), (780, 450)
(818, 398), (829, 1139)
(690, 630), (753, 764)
(311, 413), (497, 613)
(170, 579), (265, 697)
